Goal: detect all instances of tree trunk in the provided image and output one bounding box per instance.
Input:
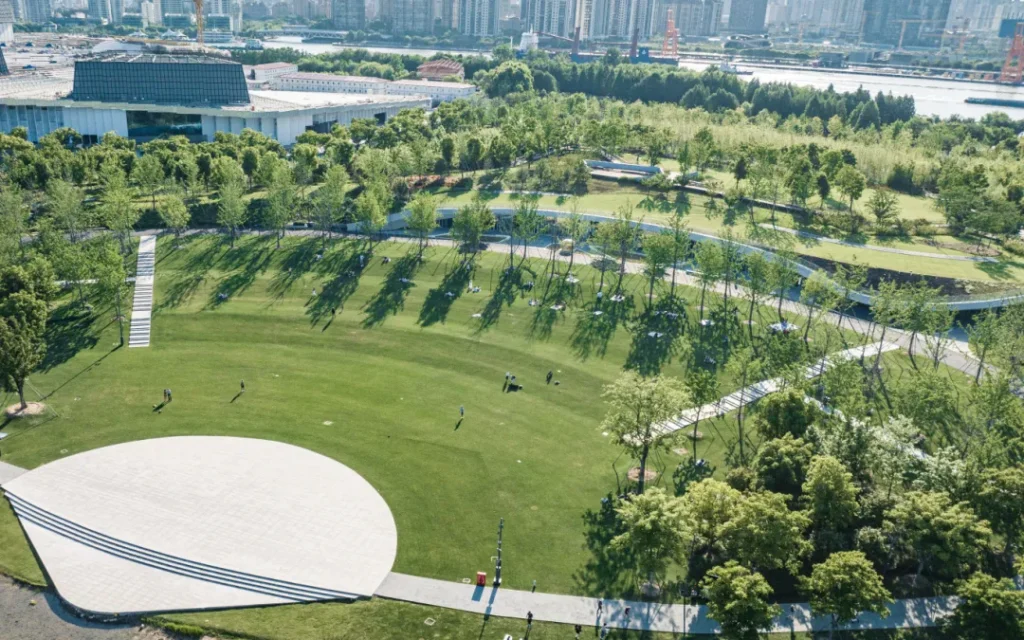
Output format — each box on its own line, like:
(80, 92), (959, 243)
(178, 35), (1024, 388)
(748, 298), (756, 341)
(116, 287), (124, 347)
(699, 283), (707, 322)
(803, 303), (815, 347)
(692, 408), (702, 465)
(737, 373), (747, 465)
(637, 444), (649, 494)
(975, 348), (988, 385)
(17, 379), (27, 410)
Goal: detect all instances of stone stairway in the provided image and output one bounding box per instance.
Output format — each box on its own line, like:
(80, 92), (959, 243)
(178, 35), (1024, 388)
(4, 492), (359, 603)
(128, 235), (156, 348)
(655, 341), (900, 437)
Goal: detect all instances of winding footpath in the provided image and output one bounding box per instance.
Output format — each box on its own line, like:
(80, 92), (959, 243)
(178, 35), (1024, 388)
(759, 224), (998, 262)
(0, 449), (958, 636)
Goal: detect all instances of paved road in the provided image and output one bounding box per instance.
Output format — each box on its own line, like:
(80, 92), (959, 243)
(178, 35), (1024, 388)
(377, 572), (957, 634)
(0, 576), (186, 640)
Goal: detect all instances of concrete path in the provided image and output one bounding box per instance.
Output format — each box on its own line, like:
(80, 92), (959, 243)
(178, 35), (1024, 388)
(759, 224), (997, 262)
(0, 576), (182, 640)
(376, 572), (957, 634)
(0, 447), (960, 633)
(128, 236), (156, 349)
(656, 341), (900, 436)
(0, 461), (27, 485)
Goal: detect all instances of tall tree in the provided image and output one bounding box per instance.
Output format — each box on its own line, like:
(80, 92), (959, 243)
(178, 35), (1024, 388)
(611, 488), (687, 591)
(131, 153), (165, 213)
(722, 489), (811, 574)
(966, 308), (999, 385)
(835, 165), (866, 213)
(945, 572), (1024, 640)
(702, 561), (779, 640)
(101, 182), (141, 255)
(265, 168), (297, 249)
(602, 371), (688, 494)
(883, 491), (992, 583)
(802, 455), (859, 537)
(406, 192), (439, 257)
(94, 240), (129, 346)
(641, 233), (675, 310)
(158, 192), (191, 244)
(311, 165), (349, 248)
(0, 279), (48, 410)
(804, 551), (891, 639)
(217, 181), (248, 248)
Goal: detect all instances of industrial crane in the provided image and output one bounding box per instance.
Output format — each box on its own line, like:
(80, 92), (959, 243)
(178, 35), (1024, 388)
(193, 0), (205, 44)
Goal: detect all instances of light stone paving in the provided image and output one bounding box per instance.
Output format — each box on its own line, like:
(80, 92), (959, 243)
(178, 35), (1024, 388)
(128, 235), (156, 348)
(376, 572), (958, 634)
(2, 437), (398, 615)
(655, 341), (900, 436)
(0, 460), (27, 485)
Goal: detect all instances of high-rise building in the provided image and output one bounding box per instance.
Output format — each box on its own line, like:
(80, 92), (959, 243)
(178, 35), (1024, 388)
(457, 0), (498, 35)
(861, 0), (951, 48)
(88, 0), (124, 23)
(655, 0), (721, 36)
(440, 0), (456, 29)
(0, 0), (15, 43)
(391, 0), (435, 32)
(23, 0), (52, 22)
(161, 0), (186, 18)
(588, 0), (655, 38)
(520, 0), (577, 37)
(332, 0), (365, 28)
(140, 0), (160, 23)
(727, 0), (768, 33)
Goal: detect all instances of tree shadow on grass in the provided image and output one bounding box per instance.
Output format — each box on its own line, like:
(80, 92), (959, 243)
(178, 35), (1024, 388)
(570, 295), (634, 360)
(361, 253), (421, 328)
(158, 272), (205, 311)
(307, 246), (366, 327)
(975, 258), (1018, 281)
(474, 264), (528, 332)
(40, 302), (105, 372)
(207, 242), (274, 308)
(268, 236), (321, 300)
(418, 259), (474, 327)
(625, 297), (688, 376)
(572, 494), (636, 599)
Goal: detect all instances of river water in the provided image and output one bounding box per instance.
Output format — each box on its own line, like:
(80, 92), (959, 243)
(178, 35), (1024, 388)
(264, 36), (1024, 120)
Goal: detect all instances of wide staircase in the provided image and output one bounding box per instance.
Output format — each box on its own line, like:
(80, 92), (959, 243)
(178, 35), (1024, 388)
(128, 235), (156, 348)
(4, 491), (359, 602)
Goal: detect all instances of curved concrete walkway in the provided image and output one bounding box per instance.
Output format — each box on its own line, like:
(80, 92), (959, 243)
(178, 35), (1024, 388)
(359, 207), (1024, 311)
(1, 458), (960, 635)
(760, 224), (998, 263)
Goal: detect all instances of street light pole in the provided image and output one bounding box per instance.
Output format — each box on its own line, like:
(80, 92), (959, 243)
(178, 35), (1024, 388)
(494, 517), (504, 586)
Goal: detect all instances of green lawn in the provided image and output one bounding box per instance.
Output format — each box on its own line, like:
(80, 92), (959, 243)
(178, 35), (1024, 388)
(0, 234), (834, 598)
(0, 234), (962, 640)
(432, 184), (1024, 284)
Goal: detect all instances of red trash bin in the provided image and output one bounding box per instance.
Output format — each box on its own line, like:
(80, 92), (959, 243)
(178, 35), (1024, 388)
(476, 571), (487, 586)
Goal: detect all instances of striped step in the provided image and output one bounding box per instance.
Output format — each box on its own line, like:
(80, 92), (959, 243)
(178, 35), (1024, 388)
(129, 235), (157, 348)
(5, 493), (358, 603)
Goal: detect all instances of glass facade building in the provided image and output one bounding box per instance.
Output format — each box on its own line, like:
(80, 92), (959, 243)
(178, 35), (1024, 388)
(71, 55), (250, 106)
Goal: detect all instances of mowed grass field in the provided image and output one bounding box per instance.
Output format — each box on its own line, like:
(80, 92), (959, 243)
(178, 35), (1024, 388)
(2, 233), (828, 595)
(0, 234), (960, 640)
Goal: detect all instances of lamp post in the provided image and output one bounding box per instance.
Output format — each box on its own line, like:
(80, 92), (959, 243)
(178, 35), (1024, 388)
(494, 517), (504, 586)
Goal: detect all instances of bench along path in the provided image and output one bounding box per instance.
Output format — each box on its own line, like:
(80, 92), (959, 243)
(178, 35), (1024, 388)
(654, 341), (900, 437)
(128, 235), (156, 348)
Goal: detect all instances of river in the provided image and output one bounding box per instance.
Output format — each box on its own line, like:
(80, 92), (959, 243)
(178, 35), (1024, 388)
(264, 36), (1024, 120)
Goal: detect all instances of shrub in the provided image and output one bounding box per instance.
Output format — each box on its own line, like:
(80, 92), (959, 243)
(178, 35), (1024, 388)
(1003, 238), (1024, 256)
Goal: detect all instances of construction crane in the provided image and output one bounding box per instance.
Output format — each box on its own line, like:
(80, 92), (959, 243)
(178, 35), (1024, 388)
(661, 9), (678, 57)
(193, 0), (205, 44)
(1000, 21), (1024, 84)
(896, 19), (946, 51)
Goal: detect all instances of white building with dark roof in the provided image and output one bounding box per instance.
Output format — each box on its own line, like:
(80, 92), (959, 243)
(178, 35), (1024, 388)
(270, 71), (476, 106)
(0, 54), (430, 144)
